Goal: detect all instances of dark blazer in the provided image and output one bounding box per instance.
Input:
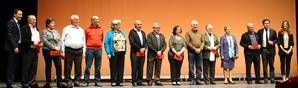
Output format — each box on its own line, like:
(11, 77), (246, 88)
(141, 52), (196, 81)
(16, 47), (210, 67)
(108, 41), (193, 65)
(4, 19), (21, 51)
(20, 24), (40, 49)
(277, 31), (294, 55)
(146, 32), (166, 57)
(257, 28), (277, 55)
(129, 29), (147, 53)
(240, 31), (261, 55)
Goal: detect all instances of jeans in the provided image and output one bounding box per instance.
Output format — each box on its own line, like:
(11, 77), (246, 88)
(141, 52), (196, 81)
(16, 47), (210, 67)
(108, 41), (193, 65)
(84, 48), (102, 82)
(188, 50), (203, 81)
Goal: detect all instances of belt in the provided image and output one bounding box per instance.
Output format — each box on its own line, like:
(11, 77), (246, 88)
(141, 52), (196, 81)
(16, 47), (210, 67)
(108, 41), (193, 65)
(65, 46), (82, 51)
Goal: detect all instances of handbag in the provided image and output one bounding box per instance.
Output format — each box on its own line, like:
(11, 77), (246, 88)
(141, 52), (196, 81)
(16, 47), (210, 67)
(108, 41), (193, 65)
(174, 54), (183, 61)
(50, 50), (61, 57)
(136, 51), (145, 57)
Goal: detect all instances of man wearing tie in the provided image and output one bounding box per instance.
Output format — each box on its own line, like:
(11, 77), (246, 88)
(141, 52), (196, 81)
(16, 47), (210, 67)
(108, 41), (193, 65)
(5, 9), (22, 88)
(257, 19), (277, 84)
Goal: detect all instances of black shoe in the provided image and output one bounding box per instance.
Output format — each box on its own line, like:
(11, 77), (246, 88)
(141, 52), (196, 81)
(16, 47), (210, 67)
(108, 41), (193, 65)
(264, 80), (269, 84)
(30, 83), (39, 88)
(132, 82), (137, 86)
(155, 81), (163, 86)
(247, 81), (252, 84)
(228, 80), (235, 84)
(176, 81), (181, 85)
(255, 81), (263, 84)
(137, 82), (145, 86)
(116, 83), (122, 86)
(210, 81), (216, 85)
(7, 84), (17, 88)
(66, 82), (73, 88)
(81, 82), (88, 87)
(271, 80), (275, 83)
(195, 80), (202, 85)
(43, 82), (51, 88)
(190, 80), (196, 85)
(22, 84), (30, 88)
(95, 82), (102, 87)
(204, 80), (209, 85)
(57, 82), (66, 88)
(147, 81), (153, 86)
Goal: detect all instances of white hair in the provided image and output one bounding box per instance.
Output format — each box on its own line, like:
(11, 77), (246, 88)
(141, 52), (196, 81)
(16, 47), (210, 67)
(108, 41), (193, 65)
(206, 24), (214, 30)
(112, 19), (121, 25)
(27, 15), (36, 20)
(70, 15), (79, 20)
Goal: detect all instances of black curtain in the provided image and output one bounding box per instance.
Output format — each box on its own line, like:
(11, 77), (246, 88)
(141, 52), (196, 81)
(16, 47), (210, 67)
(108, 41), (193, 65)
(0, 0), (37, 82)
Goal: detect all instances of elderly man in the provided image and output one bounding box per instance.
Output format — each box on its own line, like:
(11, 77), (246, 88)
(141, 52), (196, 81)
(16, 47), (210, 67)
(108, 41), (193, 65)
(146, 23), (166, 86)
(128, 20), (147, 86)
(61, 15), (86, 87)
(20, 15), (41, 88)
(83, 16), (103, 87)
(185, 20), (204, 85)
(202, 24), (220, 85)
(240, 23), (262, 84)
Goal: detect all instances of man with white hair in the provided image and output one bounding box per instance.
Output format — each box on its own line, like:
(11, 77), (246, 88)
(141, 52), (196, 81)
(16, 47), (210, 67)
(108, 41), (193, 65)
(146, 22), (166, 86)
(202, 24), (220, 85)
(61, 15), (86, 87)
(240, 23), (262, 84)
(128, 20), (147, 86)
(20, 15), (41, 88)
(185, 20), (204, 85)
(82, 16), (103, 87)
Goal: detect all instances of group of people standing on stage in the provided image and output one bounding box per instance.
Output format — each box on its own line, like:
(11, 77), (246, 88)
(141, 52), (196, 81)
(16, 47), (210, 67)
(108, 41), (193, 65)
(4, 9), (294, 88)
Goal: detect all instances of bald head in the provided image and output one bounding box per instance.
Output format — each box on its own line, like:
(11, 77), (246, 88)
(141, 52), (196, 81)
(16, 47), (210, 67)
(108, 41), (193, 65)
(247, 23), (254, 32)
(191, 20), (199, 30)
(152, 22), (160, 33)
(134, 20), (142, 30)
(91, 16), (100, 26)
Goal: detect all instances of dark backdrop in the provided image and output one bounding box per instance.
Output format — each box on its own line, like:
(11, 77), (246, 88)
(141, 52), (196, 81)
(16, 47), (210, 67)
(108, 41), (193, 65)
(0, 0), (37, 82)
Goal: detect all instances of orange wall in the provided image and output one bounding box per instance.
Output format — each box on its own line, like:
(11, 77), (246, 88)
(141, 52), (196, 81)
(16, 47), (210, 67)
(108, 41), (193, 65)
(36, 0), (296, 80)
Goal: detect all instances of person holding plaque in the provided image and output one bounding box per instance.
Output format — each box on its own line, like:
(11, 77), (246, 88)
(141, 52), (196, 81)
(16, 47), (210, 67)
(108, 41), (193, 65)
(240, 23), (262, 84)
(202, 24), (220, 85)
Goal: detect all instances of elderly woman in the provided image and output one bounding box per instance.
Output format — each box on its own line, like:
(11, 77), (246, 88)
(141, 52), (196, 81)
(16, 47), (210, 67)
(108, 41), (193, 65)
(168, 25), (186, 86)
(220, 26), (239, 84)
(42, 18), (63, 88)
(104, 19), (126, 86)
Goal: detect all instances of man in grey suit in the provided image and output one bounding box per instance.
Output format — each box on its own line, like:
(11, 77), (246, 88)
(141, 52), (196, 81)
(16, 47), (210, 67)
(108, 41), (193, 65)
(146, 23), (166, 86)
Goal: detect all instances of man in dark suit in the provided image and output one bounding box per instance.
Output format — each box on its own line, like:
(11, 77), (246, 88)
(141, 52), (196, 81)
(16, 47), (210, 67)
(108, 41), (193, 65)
(146, 23), (166, 86)
(257, 19), (277, 84)
(240, 23), (262, 84)
(4, 9), (22, 88)
(20, 15), (41, 88)
(129, 20), (147, 86)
